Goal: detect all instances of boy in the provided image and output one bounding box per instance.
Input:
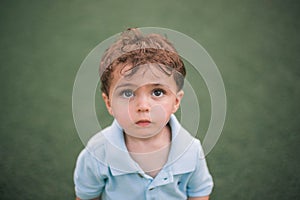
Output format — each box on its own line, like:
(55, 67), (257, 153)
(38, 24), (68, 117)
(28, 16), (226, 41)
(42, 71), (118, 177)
(74, 28), (213, 200)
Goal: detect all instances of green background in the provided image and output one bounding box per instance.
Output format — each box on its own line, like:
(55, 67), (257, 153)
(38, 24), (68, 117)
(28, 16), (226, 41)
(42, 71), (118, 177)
(0, 0), (299, 199)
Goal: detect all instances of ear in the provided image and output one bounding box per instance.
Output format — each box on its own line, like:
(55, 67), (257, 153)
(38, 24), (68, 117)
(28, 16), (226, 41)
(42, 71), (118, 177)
(172, 90), (184, 113)
(102, 93), (114, 116)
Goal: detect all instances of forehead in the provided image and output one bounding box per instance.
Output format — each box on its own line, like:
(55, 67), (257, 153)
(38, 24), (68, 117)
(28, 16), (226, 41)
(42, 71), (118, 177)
(111, 63), (179, 90)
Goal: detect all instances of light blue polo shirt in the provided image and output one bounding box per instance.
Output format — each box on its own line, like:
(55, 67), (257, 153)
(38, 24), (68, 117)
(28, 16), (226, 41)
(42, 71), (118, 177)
(74, 115), (213, 200)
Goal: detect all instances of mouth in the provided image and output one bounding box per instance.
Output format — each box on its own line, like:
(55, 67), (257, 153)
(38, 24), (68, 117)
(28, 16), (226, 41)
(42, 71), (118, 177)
(135, 119), (151, 127)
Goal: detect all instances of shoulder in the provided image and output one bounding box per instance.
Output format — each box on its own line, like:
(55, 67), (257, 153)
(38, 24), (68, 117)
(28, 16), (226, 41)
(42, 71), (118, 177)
(168, 126), (204, 174)
(175, 126), (202, 154)
(78, 120), (126, 165)
(86, 127), (109, 151)
(77, 125), (114, 165)
(169, 115), (202, 155)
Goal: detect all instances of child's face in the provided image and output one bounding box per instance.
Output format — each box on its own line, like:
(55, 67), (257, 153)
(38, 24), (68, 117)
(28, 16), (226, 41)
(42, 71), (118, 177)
(102, 64), (184, 139)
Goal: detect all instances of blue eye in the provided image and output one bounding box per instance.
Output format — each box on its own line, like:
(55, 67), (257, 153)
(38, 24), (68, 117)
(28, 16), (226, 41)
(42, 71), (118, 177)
(152, 89), (165, 97)
(121, 89), (134, 98)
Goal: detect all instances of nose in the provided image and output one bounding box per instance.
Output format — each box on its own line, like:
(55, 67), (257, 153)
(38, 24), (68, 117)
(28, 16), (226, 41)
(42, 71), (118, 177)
(135, 94), (150, 112)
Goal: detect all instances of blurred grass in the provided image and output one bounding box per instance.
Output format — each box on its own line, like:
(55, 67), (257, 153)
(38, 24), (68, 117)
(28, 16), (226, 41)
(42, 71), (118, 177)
(0, 0), (299, 199)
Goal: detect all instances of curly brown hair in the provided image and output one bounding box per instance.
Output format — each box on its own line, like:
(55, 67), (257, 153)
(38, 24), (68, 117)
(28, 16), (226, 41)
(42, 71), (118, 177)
(100, 28), (186, 96)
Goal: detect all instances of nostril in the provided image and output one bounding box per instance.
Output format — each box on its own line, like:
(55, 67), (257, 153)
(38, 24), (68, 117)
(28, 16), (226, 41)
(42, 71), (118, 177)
(136, 102), (150, 112)
(137, 107), (150, 112)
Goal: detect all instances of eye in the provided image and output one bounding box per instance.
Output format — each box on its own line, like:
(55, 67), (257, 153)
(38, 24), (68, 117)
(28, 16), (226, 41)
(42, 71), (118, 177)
(152, 89), (165, 97)
(121, 89), (134, 98)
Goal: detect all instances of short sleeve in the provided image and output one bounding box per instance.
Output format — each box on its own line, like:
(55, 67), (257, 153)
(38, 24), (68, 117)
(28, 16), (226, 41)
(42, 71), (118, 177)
(74, 149), (106, 200)
(187, 144), (214, 197)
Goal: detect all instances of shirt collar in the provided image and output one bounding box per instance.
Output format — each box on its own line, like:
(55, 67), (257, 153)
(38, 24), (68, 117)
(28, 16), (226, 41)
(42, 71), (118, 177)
(103, 114), (197, 176)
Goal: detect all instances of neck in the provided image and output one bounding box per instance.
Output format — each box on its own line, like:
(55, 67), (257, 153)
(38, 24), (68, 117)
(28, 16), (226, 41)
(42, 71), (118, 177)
(124, 124), (172, 154)
(124, 124), (172, 178)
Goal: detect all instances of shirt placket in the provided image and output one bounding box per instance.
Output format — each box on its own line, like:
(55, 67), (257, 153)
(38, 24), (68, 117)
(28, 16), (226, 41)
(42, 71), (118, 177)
(144, 171), (173, 200)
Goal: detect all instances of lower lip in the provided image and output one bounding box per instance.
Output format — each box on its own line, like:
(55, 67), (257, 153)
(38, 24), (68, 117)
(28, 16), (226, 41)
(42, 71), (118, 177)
(136, 121), (151, 127)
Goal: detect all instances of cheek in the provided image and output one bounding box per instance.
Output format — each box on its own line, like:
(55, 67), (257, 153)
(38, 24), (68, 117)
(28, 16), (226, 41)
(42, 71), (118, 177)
(150, 101), (175, 121)
(112, 101), (127, 117)
(111, 97), (177, 125)
(111, 101), (133, 127)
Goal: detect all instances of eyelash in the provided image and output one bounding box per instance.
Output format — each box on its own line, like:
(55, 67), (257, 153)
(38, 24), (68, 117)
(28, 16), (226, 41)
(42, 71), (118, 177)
(120, 89), (134, 98)
(152, 88), (166, 97)
(119, 88), (166, 98)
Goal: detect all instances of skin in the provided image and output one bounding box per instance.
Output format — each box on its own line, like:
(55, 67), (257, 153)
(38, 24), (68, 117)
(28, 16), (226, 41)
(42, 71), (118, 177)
(188, 197), (209, 200)
(76, 64), (209, 200)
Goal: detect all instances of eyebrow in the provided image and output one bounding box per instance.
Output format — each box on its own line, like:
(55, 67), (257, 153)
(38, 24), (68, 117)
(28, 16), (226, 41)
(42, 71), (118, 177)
(151, 83), (167, 88)
(115, 83), (137, 90)
(115, 83), (167, 90)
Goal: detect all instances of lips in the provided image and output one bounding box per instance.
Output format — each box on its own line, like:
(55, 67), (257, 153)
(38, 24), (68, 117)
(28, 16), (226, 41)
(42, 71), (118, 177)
(135, 119), (151, 127)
